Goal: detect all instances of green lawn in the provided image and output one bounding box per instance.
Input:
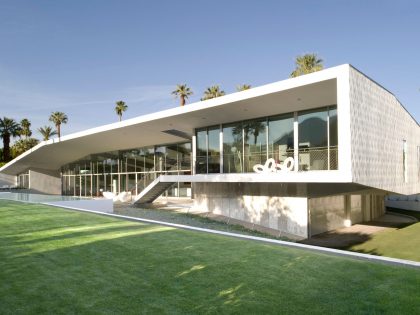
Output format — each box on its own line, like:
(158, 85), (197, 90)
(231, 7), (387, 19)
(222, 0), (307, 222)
(1, 201), (419, 314)
(349, 209), (420, 261)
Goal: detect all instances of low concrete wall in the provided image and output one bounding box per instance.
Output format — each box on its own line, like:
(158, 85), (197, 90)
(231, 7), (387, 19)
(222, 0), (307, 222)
(386, 199), (420, 212)
(192, 183), (308, 239)
(44, 199), (113, 213)
(29, 169), (61, 195)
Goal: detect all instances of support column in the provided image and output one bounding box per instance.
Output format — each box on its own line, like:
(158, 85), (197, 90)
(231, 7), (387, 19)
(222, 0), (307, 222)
(293, 111), (299, 171)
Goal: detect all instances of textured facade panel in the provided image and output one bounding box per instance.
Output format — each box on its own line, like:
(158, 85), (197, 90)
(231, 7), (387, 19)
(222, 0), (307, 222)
(349, 67), (420, 195)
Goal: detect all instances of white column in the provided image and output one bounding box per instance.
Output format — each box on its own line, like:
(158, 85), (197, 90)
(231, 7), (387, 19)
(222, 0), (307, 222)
(219, 125), (223, 173)
(192, 135), (197, 175)
(293, 111), (299, 171)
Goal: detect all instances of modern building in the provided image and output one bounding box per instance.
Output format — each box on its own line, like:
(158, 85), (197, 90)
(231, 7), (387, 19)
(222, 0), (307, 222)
(1, 64), (419, 239)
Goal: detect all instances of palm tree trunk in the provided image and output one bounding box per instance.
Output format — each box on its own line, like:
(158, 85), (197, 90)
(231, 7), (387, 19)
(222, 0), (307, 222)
(181, 95), (185, 106)
(57, 124), (61, 139)
(119, 114), (122, 122)
(3, 135), (10, 161)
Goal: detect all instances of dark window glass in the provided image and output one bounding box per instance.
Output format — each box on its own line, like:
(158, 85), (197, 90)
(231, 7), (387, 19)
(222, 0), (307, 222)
(298, 108), (328, 170)
(196, 130), (207, 174)
(208, 127), (220, 173)
(268, 114), (294, 164)
(244, 119), (267, 172)
(223, 123), (243, 173)
(329, 106), (338, 170)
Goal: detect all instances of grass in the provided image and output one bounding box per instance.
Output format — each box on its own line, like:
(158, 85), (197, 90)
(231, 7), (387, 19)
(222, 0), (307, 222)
(349, 209), (420, 261)
(115, 205), (288, 240)
(0, 200), (419, 314)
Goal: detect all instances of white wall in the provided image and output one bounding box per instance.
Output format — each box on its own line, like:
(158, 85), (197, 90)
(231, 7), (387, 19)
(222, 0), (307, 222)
(386, 194), (420, 211)
(349, 67), (420, 195)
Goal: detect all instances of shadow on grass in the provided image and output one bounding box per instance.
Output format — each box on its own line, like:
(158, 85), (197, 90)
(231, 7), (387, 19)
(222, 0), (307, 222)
(345, 247), (382, 256)
(2, 201), (420, 313)
(301, 232), (372, 249)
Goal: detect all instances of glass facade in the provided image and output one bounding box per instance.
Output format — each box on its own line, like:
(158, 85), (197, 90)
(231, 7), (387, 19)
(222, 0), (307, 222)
(268, 113), (294, 164)
(17, 172), (29, 189)
(61, 105), (338, 197)
(196, 105), (338, 174)
(61, 142), (191, 197)
(223, 123), (243, 173)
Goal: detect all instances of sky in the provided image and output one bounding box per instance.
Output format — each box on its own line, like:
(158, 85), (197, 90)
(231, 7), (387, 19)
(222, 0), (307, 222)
(0, 0), (419, 140)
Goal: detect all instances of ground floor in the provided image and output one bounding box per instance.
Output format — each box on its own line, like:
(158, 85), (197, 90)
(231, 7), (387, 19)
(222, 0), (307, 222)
(14, 168), (388, 239)
(192, 182), (386, 239)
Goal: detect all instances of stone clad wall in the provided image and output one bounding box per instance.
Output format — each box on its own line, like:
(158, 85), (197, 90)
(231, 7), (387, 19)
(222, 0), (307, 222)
(192, 182), (308, 239)
(349, 67), (420, 195)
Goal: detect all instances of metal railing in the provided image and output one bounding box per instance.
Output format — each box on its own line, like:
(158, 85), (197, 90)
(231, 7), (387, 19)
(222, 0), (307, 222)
(298, 146), (338, 171)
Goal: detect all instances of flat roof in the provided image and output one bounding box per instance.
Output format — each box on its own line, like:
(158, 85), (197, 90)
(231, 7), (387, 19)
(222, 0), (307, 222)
(1, 65), (346, 175)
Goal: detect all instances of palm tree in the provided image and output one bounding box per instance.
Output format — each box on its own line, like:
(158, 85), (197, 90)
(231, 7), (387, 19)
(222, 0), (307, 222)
(0, 117), (21, 161)
(49, 112), (68, 139)
(20, 118), (32, 139)
(290, 53), (324, 78)
(201, 85), (225, 101)
(115, 101), (128, 121)
(38, 126), (57, 141)
(172, 84), (193, 106)
(11, 138), (39, 158)
(236, 84), (251, 91)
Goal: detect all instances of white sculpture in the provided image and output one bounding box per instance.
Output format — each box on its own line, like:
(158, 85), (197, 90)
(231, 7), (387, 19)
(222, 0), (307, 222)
(253, 157), (294, 173)
(101, 191), (132, 202)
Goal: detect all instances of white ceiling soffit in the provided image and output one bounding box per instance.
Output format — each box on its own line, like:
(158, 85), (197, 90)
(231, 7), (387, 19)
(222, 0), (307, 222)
(0, 65), (344, 175)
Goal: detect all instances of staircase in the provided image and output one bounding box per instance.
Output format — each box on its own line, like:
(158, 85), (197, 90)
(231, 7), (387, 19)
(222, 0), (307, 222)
(133, 176), (175, 205)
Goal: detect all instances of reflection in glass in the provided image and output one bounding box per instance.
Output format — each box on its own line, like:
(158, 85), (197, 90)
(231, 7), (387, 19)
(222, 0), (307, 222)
(223, 123), (243, 173)
(268, 114), (294, 165)
(208, 127), (220, 173)
(244, 120), (267, 172)
(196, 130), (207, 174)
(298, 108), (328, 170)
(329, 106), (338, 170)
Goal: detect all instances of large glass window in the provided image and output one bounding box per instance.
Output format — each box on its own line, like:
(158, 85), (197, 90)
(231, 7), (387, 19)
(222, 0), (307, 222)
(268, 114), (294, 165)
(298, 106), (337, 171)
(223, 123), (243, 173)
(178, 142), (191, 170)
(208, 127), (220, 173)
(329, 106), (338, 170)
(244, 119), (267, 172)
(196, 129), (207, 174)
(61, 142), (191, 197)
(298, 108), (328, 171)
(166, 145), (178, 171)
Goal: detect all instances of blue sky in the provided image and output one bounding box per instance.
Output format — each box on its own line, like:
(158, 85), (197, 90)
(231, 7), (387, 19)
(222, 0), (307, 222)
(1, 0), (419, 138)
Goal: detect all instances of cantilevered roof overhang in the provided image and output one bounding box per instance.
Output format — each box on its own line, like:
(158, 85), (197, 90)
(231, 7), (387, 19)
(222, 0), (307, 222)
(0, 65), (345, 175)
